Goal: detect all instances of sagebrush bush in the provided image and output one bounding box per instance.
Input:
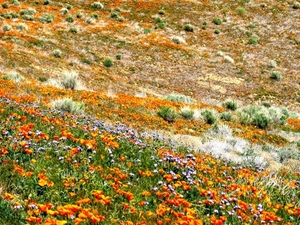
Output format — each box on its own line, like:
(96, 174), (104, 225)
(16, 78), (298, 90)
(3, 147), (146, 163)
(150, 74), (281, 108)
(65, 16), (74, 23)
(110, 12), (118, 19)
(248, 34), (259, 44)
(2, 23), (12, 32)
(238, 105), (270, 128)
(252, 113), (271, 129)
(292, 2), (300, 9)
(46, 71), (86, 90)
(69, 27), (78, 33)
(60, 71), (78, 90)
(235, 7), (246, 15)
(158, 107), (177, 122)
(66, 4), (72, 10)
(103, 57), (113, 67)
(270, 71), (281, 80)
(76, 12), (83, 18)
(51, 98), (85, 114)
(180, 107), (194, 120)
(171, 36), (185, 44)
(12, 0), (19, 5)
(2, 73), (25, 82)
(91, 2), (104, 9)
(222, 100), (237, 111)
(201, 110), (217, 124)
(184, 24), (194, 32)
(90, 13), (99, 19)
(43, 0), (50, 5)
(52, 49), (62, 58)
(19, 8), (36, 16)
(2, 3), (8, 8)
(39, 14), (54, 23)
(165, 94), (196, 104)
(268, 60), (277, 68)
(220, 111), (232, 121)
(116, 54), (122, 60)
(158, 9), (165, 15)
(16, 23), (28, 31)
(22, 15), (34, 21)
(60, 8), (68, 15)
(213, 18), (222, 25)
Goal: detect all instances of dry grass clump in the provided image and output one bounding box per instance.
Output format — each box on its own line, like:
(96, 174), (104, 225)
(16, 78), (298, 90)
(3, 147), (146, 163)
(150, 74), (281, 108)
(51, 98), (85, 114)
(45, 70), (86, 91)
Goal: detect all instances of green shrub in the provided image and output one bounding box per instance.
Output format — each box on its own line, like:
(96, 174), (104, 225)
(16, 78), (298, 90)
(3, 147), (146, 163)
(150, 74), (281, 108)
(252, 113), (271, 129)
(110, 12), (118, 19)
(144, 28), (151, 34)
(66, 4), (72, 10)
(19, 8), (36, 15)
(60, 71), (80, 90)
(69, 27), (78, 33)
(213, 17), (222, 25)
(158, 9), (165, 15)
(52, 49), (62, 58)
(292, 2), (300, 9)
(86, 18), (96, 24)
(165, 94), (196, 104)
(38, 77), (47, 82)
(171, 36), (185, 44)
(248, 34), (259, 44)
(51, 98), (85, 114)
(65, 16), (74, 23)
(155, 17), (166, 29)
(60, 8), (68, 15)
(2, 73), (24, 82)
(16, 22), (28, 31)
(43, 0), (50, 5)
(248, 23), (257, 29)
(76, 12), (83, 18)
(268, 60), (277, 68)
(3, 12), (18, 19)
(222, 100), (237, 111)
(270, 71), (281, 80)
(90, 2), (104, 9)
(220, 111), (232, 121)
(2, 23), (12, 32)
(103, 57), (113, 67)
(180, 107), (194, 120)
(2, 3), (8, 8)
(116, 54), (122, 60)
(201, 110), (217, 124)
(39, 14), (54, 23)
(90, 13), (99, 19)
(238, 105), (274, 128)
(235, 7), (246, 15)
(214, 29), (220, 34)
(158, 107), (177, 122)
(239, 112), (251, 125)
(157, 22), (166, 29)
(184, 24), (194, 32)
(12, 0), (19, 5)
(22, 15), (34, 21)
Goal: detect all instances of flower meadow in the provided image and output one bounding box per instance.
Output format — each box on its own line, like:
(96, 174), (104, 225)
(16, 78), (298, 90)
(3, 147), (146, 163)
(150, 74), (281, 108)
(0, 96), (299, 225)
(1, 0), (300, 224)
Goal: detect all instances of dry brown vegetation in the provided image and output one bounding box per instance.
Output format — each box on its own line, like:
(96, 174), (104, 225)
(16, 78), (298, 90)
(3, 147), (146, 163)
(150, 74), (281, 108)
(0, 0), (299, 109)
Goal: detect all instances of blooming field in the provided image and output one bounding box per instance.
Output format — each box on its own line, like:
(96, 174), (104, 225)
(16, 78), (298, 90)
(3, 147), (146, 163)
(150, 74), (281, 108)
(0, 97), (299, 225)
(1, 0), (300, 224)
